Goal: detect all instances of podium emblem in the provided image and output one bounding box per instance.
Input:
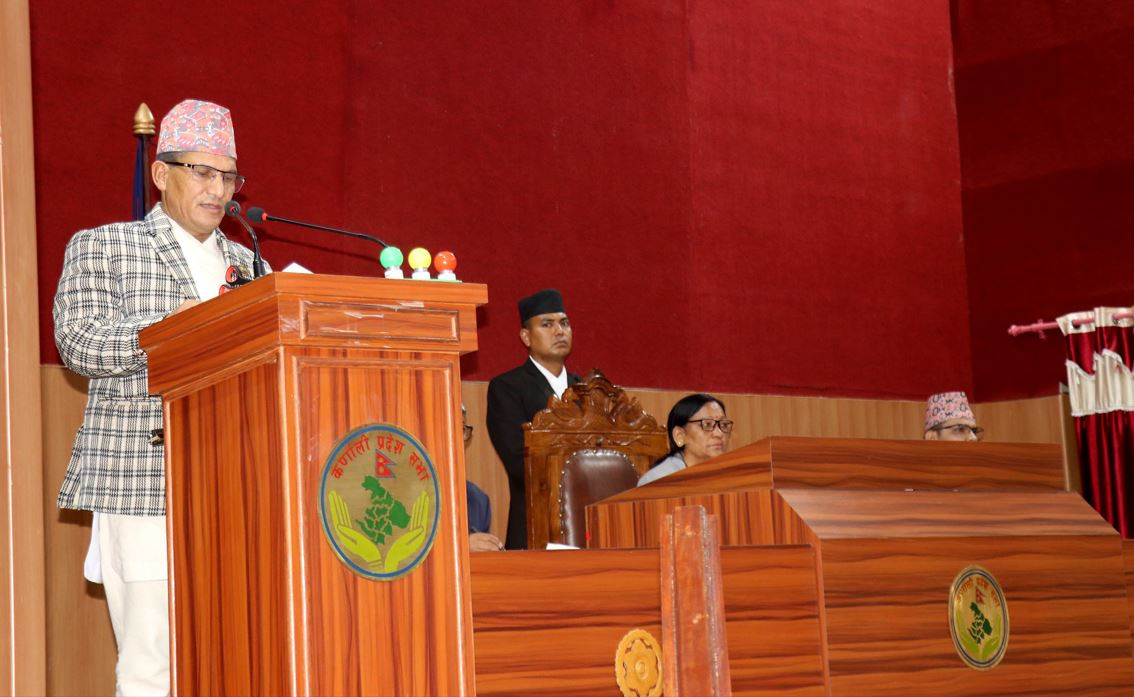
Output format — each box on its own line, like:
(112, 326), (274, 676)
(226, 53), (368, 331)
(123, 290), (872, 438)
(948, 565), (1009, 670)
(319, 423), (441, 581)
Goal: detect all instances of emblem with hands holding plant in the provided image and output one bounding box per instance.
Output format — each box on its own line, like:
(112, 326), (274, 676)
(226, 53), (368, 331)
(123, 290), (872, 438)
(328, 489), (431, 573)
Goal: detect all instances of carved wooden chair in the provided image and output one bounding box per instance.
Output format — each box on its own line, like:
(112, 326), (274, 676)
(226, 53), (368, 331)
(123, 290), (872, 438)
(523, 370), (668, 548)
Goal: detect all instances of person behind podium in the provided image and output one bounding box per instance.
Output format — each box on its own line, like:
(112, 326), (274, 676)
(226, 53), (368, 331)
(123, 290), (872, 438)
(463, 404), (505, 551)
(486, 288), (580, 549)
(638, 394), (732, 486)
(923, 391), (984, 441)
(52, 99), (263, 696)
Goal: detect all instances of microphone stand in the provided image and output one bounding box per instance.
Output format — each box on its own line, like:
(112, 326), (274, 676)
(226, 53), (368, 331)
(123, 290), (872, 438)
(246, 207), (389, 249)
(224, 201), (268, 278)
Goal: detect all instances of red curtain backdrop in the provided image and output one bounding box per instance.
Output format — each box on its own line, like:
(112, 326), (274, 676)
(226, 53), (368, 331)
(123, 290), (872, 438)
(29, 1), (971, 400)
(953, 0), (1134, 401)
(1061, 309), (1134, 538)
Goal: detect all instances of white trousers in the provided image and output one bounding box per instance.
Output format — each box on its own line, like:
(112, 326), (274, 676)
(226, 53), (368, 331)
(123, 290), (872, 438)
(95, 513), (171, 697)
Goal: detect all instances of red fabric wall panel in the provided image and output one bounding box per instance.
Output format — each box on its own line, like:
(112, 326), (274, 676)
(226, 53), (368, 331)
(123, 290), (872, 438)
(32, 1), (969, 399)
(682, 1), (968, 397)
(954, 0), (1134, 400)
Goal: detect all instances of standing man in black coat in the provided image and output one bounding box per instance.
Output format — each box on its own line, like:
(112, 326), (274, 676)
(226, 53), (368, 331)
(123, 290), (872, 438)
(487, 289), (580, 549)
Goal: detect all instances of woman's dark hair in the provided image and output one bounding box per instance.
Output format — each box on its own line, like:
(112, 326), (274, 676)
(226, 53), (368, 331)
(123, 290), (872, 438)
(656, 393), (726, 464)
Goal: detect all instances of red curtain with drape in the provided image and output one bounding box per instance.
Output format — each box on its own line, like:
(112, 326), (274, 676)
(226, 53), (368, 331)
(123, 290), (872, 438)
(1061, 308), (1134, 538)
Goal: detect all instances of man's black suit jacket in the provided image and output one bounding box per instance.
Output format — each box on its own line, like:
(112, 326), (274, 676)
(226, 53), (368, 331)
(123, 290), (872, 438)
(486, 359), (581, 549)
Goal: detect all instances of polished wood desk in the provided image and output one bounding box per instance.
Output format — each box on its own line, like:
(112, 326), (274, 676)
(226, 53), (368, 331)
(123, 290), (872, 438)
(589, 437), (1134, 696)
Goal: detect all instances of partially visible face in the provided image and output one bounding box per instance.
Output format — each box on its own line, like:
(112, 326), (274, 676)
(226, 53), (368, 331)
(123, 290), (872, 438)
(152, 151), (239, 240)
(925, 418), (981, 442)
(674, 401), (730, 467)
(520, 312), (572, 364)
(461, 405), (472, 449)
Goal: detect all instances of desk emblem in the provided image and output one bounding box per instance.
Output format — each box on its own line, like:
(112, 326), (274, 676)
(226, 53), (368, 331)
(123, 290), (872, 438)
(614, 628), (664, 697)
(949, 565), (1009, 670)
(319, 423), (440, 581)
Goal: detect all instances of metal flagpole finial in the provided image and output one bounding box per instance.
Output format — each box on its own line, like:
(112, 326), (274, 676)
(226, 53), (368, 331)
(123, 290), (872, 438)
(133, 102), (156, 136)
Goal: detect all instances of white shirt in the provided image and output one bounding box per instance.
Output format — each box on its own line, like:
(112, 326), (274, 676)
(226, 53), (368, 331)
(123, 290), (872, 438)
(530, 356), (569, 398)
(169, 217), (228, 300)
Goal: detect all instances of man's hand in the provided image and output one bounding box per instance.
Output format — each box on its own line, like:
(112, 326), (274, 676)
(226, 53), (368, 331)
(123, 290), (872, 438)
(468, 532), (504, 552)
(170, 299), (202, 315)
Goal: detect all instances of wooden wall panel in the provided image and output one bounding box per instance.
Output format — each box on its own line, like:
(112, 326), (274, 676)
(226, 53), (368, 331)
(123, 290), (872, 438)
(457, 381), (511, 543)
(971, 395), (1064, 445)
(470, 546), (826, 697)
(630, 388), (1059, 446)
(41, 365), (116, 696)
(629, 389), (923, 444)
(1, 1), (46, 694)
(1059, 393), (1083, 494)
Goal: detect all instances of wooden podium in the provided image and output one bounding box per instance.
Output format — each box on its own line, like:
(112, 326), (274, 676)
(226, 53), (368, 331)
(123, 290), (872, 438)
(141, 273), (486, 696)
(588, 437), (1134, 695)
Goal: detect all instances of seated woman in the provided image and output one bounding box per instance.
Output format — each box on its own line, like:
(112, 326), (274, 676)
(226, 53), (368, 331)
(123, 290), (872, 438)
(638, 393), (732, 486)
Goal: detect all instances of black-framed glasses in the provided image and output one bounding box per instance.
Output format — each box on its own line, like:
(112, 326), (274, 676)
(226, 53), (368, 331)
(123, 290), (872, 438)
(929, 423), (985, 440)
(687, 418), (734, 434)
(463, 424), (474, 442)
(165, 161), (245, 193)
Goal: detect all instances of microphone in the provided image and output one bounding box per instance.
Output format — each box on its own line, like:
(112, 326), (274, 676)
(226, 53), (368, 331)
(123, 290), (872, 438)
(224, 201), (268, 278)
(245, 206), (390, 249)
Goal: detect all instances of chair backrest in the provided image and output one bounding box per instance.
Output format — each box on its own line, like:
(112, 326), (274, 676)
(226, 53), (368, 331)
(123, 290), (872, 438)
(559, 449), (639, 547)
(523, 370), (668, 548)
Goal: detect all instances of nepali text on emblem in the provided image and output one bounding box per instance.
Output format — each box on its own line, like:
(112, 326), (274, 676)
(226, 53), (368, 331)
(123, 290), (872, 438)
(319, 423), (441, 581)
(948, 565), (1010, 670)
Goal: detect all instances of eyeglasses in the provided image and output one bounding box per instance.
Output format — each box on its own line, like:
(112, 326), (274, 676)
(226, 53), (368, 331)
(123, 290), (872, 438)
(463, 424), (474, 442)
(165, 161), (246, 193)
(687, 418), (734, 434)
(929, 423), (985, 440)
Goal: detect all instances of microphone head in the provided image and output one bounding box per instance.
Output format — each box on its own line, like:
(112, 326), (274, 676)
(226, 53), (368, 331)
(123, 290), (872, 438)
(246, 206), (267, 223)
(224, 200), (241, 217)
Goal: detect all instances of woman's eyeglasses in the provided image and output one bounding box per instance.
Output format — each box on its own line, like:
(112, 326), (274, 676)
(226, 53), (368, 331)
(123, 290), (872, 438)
(686, 418), (734, 434)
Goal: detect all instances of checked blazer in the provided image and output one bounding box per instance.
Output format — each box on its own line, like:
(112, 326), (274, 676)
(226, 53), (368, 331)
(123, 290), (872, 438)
(54, 203), (260, 516)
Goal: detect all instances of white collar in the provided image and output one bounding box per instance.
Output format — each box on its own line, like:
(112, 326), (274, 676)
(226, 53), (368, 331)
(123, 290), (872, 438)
(166, 212), (218, 249)
(529, 356), (568, 398)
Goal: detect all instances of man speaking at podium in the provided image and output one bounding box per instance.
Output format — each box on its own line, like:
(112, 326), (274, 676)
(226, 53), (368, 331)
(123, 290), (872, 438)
(487, 288), (580, 549)
(52, 99), (262, 696)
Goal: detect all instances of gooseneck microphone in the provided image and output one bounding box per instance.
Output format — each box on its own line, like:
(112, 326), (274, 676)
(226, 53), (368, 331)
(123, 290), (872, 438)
(245, 206), (390, 249)
(224, 200), (268, 278)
